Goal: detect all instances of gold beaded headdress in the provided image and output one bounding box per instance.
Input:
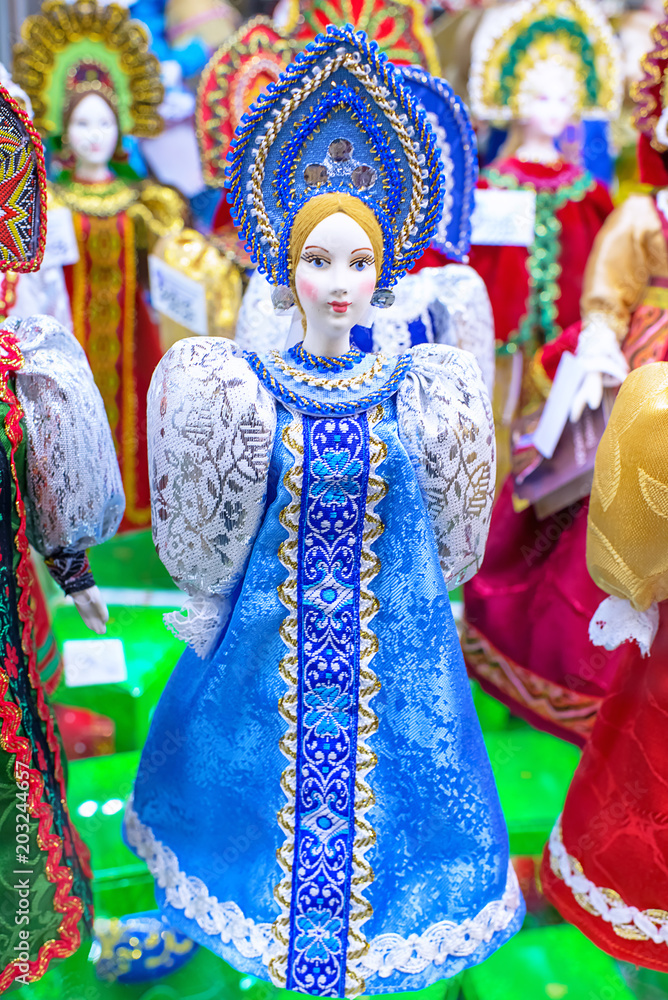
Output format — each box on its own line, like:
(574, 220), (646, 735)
(12, 0), (163, 139)
(469, 0), (621, 122)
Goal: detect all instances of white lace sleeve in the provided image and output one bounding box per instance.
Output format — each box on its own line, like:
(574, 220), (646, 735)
(234, 268), (292, 352)
(12, 267), (73, 332)
(4, 315), (124, 555)
(148, 337), (276, 654)
(420, 265), (496, 396)
(397, 344), (496, 590)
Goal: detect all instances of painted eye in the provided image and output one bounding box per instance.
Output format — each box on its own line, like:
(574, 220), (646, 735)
(311, 257), (326, 268)
(352, 260), (368, 271)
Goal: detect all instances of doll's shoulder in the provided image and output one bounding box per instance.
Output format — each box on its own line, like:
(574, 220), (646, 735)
(398, 344), (492, 437)
(150, 336), (276, 429)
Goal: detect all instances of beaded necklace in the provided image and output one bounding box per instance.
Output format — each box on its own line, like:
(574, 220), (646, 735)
(287, 342), (366, 372)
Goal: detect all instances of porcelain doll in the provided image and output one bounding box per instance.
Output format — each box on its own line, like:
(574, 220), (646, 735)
(540, 360), (668, 972)
(123, 26), (523, 997)
(13, 0), (187, 532)
(461, 0), (627, 747)
(467, 0), (620, 400)
(233, 58), (494, 391)
(0, 83), (125, 991)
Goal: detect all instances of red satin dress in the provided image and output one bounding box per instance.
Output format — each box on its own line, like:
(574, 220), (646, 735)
(462, 158), (615, 747)
(541, 605), (668, 970)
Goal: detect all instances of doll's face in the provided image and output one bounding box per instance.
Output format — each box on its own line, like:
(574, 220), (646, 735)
(66, 93), (119, 168)
(517, 61), (581, 139)
(294, 212), (377, 340)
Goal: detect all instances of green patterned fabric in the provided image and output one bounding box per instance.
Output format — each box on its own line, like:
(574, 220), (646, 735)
(0, 394), (91, 987)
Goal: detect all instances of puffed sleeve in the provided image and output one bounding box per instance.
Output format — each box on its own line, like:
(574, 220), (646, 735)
(421, 265), (496, 395)
(148, 337), (277, 655)
(397, 343), (496, 589)
(587, 363), (668, 610)
(580, 195), (665, 340)
(586, 364), (668, 655)
(4, 315), (125, 556)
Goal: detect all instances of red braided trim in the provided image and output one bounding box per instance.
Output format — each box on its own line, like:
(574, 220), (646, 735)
(0, 332), (89, 990)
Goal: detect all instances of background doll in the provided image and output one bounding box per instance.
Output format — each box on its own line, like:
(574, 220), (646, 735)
(13, 0), (187, 532)
(541, 360), (668, 972)
(467, 0), (620, 437)
(462, 0), (626, 746)
(124, 26), (523, 997)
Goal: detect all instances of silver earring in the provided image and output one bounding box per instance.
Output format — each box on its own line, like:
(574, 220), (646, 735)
(271, 285), (295, 312)
(370, 287), (395, 309)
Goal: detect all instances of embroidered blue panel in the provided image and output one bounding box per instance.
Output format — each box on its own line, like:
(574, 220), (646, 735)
(287, 412), (371, 996)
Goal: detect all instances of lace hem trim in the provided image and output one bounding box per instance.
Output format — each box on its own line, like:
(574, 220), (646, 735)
(123, 801), (523, 985)
(548, 817), (668, 943)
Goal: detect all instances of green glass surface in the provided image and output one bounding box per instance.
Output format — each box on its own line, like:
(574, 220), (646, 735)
(484, 729), (580, 856)
(471, 681), (511, 733)
(16, 933), (462, 1000)
(51, 605), (183, 752)
(88, 530), (174, 591)
(67, 752), (143, 881)
(461, 924), (636, 1000)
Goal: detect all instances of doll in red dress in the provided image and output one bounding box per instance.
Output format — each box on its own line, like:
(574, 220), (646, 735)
(541, 359), (668, 970)
(461, 0), (629, 746)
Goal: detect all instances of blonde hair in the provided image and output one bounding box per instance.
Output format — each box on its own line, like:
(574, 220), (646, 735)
(287, 193), (383, 324)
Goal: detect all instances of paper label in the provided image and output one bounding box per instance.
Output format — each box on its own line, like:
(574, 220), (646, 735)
(63, 638), (128, 688)
(148, 254), (208, 335)
(532, 352), (587, 459)
(42, 207), (80, 268)
(470, 189), (537, 247)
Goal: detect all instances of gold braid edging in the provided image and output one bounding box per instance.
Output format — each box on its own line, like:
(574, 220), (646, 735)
(271, 412), (303, 988)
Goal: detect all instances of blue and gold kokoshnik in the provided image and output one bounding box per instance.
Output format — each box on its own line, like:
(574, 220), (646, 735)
(226, 24), (445, 291)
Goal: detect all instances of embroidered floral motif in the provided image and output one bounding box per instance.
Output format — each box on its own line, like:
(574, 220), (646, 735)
(274, 406), (385, 997)
(283, 412), (370, 996)
(310, 448), (363, 505)
(295, 912), (344, 961)
(303, 685), (351, 736)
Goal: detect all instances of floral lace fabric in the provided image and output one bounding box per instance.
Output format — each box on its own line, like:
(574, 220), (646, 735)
(2, 315), (124, 556)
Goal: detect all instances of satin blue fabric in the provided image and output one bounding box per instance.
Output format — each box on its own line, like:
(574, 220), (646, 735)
(126, 399), (523, 993)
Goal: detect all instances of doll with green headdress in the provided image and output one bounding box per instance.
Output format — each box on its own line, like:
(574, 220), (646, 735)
(13, 0), (188, 532)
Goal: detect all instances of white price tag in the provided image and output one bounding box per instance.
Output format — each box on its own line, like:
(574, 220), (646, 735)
(63, 638), (128, 688)
(470, 189), (537, 247)
(149, 255), (208, 335)
(42, 206), (80, 268)
(532, 352), (587, 459)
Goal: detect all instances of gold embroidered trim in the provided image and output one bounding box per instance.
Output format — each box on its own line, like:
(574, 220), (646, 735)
(52, 178), (139, 217)
(271, 411), (302, 988)
(272, 405), (385, 996)
(462, 622), (600, 740)
(269, 351), (388, 391)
